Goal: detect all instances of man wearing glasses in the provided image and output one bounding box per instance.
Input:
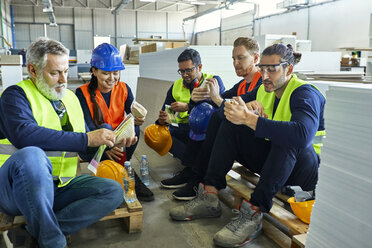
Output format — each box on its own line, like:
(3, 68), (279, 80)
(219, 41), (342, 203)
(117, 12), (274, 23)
(157, 48), (225, 188)
(170, 44), (325, 248)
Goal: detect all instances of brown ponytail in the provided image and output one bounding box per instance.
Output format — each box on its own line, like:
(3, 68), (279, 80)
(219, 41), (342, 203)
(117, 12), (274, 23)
(88, 67), (105, 127)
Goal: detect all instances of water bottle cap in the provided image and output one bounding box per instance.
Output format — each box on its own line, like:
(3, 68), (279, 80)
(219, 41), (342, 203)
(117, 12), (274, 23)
(124, 161), (130, 167)
(142, 155), (147, 159)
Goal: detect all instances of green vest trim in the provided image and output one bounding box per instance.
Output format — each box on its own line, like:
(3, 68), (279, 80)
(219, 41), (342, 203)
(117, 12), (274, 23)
(256, 74), (326, 154)
(172, 73), (214, 123)
(0, 79), (86, 187)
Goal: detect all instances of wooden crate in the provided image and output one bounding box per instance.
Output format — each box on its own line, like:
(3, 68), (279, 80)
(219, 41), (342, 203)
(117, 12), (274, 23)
(101, 199), (143, 233)
(0, 198), (143, 234)
(220, 163), (309, 248)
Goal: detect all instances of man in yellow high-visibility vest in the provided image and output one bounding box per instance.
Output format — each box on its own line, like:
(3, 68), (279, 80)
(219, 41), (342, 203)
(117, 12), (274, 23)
(0, 38), (137, 248)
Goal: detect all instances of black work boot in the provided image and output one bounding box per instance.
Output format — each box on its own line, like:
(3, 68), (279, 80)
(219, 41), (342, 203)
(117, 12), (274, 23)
(172, 175), (202, 201)
(134, 171), (154, 202)
(160, 167), (193, 189)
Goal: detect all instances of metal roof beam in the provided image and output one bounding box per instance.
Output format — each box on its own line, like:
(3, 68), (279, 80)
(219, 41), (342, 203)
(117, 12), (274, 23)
(75, 0), (88, 8)
(97, 0), (109, 8)
(112, 0), (132, 14)
(157, 3), (176, 11)
(135, 2), (153, 10)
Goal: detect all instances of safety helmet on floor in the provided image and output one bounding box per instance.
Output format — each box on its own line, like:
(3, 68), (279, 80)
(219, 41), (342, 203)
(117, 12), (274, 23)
(189, 102), (216, 141)
(144, 124), (172, 156)
(91, 43), (125, 71)
(95, 160), (127, 188)
(287, 197), (315, 224)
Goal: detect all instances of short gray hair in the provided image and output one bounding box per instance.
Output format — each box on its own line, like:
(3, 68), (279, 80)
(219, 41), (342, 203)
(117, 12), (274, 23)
(27, 37), (69, 73)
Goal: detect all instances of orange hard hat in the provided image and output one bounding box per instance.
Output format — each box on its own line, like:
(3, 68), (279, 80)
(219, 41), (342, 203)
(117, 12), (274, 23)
(95, 160), (127, 188)
(144, 124), (172, 156)
(287, 197), (315, 224)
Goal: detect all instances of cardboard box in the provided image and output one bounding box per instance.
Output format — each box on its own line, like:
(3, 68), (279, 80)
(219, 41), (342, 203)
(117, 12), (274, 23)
(341, 57), (351, 67)
(141, 43), (157, 54)
(173, 42), (186, 48)
(130, 50), (140, 58)
(165, 42), (173, 49)
(165, 42), (186, 49)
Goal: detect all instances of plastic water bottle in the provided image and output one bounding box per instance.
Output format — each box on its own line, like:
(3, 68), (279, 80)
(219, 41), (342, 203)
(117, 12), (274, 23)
(140, 155), (150, 186)
(123, 161), (137, 203)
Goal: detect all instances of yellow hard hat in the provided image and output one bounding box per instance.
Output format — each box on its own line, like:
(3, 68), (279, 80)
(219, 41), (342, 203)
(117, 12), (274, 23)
(144, 124), (172, 156)
(287, 197), (315, 224)
(95, 160), (127, 188)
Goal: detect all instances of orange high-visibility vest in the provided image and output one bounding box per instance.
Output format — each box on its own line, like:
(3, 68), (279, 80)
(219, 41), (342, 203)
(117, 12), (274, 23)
(237, 71), (261, 96)
(79, 81), (128, 129)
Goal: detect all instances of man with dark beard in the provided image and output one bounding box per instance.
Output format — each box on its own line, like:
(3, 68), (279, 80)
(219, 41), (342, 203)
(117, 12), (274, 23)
(0, 38), (137, 248)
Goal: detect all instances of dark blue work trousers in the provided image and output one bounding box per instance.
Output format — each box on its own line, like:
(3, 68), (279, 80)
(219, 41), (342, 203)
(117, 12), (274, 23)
(194, 111), (319, 213)
(169, 123), (190, 161)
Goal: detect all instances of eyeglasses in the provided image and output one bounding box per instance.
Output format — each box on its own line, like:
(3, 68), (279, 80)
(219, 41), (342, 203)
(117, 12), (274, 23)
(177, 66), (197, 75)
(257, 62), (288, 73)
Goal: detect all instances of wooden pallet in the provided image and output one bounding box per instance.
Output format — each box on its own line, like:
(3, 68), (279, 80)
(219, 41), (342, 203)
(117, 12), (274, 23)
(0, 198), (143, 234)
(291, 233), (307, 248)
(220, 163), (309, 248)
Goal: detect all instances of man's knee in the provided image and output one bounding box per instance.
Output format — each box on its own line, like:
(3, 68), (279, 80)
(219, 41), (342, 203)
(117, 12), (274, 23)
(94, 177), (124, 207)
(9, 146), (52, 177)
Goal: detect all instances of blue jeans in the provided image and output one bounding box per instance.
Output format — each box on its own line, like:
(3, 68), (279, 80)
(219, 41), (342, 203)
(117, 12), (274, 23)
(0, 147), (124, 248)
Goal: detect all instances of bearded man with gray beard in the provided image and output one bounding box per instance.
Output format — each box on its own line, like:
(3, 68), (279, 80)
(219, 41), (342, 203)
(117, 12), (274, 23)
(0, 38), (137, 248)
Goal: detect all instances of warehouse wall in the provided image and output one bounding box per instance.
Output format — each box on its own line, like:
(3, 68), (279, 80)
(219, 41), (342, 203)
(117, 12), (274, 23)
(195, 0), (371, 51)
(12, 6), (195, 50)
(221, 11), (253, 45)
(196, 28), (220, 45)
(196, 10), (254, 46)
(0, 0), (13, 50)
(254, 0), (371, 51)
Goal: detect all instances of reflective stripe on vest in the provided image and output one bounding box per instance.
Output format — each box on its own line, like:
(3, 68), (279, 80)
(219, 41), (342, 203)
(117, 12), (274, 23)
(172, 73), (214, 123)
(312, 130), (326, 155)
(237, 71), (262, 96)
(256, 74), (326, 154)
(79, 81), (128, 129)
(0, 79), (86, 187)
(0, 142), (77, 158)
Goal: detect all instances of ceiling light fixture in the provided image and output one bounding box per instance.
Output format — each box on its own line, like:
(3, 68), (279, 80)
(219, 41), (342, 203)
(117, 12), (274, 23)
(190, 1), (206, 5)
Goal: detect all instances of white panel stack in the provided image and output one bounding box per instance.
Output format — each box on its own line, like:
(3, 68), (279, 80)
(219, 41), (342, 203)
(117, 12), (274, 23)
(120, 64), (139, 98)
(0, 55), (23, 91)
(309, 80), (354, 97)
(139, 46), (240, 90)
(306, 84), (372, 248)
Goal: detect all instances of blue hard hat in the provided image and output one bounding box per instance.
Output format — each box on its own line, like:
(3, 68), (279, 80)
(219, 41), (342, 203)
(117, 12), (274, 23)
(189, 102), (216, 141)
(91, 43), (125, 71)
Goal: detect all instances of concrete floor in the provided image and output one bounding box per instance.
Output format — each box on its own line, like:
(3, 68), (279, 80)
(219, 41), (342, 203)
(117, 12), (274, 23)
(68, 136), (279, 248)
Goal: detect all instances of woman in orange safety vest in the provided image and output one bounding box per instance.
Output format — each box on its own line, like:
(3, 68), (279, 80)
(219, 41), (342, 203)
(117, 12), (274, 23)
(75, 43), (154, 202)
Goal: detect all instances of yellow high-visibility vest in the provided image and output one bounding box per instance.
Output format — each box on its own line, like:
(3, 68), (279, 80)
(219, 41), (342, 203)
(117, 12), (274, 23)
(172, 73), (214, 123)
(256, 74), (325, 154)
(0, 79), (86, 187)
